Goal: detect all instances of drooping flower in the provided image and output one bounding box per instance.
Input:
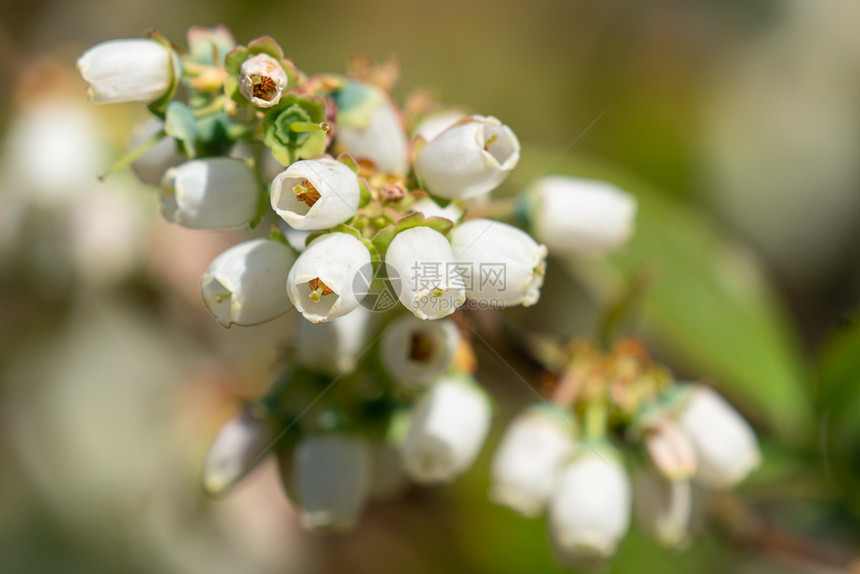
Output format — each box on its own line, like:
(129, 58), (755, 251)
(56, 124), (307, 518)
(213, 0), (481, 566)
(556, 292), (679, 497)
(450, 218), (547, 307)
(202, 406), (275, 496)
(549, 447), (632, 564)
(160, 158), (260, 229)
(292, 434), (372, 531)
(677, 385), (760, 489)
(489, 404), (576, 517)
(384, 226), (465, 320)
(77, 39), (175, 103)
(633, 469), (693, 549)
(286, 232), (371, 323)
(415, 115), (520, 200)
(526, 175), (637, 257)
(270, 157), (360, 230)
(380, 315), (460, 386)
(200, 239), (295, 328)
(399, 375), (491, 484)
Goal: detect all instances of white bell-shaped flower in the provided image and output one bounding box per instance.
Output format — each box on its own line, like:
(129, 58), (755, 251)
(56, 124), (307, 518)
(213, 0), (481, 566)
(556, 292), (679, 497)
(415, 115), (520, 200)
(489, 404), (576, 517)
(160, 158), (259, 229)
(450, 218), (547, 307)
(549, 447), (632, 562)
(292, 434), (372, 531)
(270, 157), (360, 231)
(239, 53), (288, 108)
(287, 232), (371, 323)
(527, 175), (637, 257)
(380, 315), (460, 386)
(412, 110), (467, 142)
(633, 469), (692, 549)
(202, 407), (274, 496)
(385, 226), (465, 320)
(129, 118), (184, 187)
(77, 39), (174, 103)
(200, 239), (295, 328)
(335, 83), (410, 175)
(677, 385), (760, 489)
(296, 306), (372, 374)
(411, 196), (463, 223)
(399, 375), (491, 484)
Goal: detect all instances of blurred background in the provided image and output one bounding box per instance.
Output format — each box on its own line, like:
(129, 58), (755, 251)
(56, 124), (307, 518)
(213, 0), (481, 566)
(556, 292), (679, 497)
(1, 0), (860, 572)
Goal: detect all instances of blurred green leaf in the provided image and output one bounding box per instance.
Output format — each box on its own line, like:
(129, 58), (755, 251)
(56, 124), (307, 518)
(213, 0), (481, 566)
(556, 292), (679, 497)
(513, 150), (813, 440)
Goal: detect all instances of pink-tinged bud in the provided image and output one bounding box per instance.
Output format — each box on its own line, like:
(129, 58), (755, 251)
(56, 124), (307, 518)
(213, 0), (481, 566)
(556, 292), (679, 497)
(644, 419), (697, 481)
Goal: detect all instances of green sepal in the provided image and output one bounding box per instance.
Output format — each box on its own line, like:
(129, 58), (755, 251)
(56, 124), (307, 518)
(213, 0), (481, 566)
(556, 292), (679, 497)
(358, 178), (372, 208)
(262, 94), (327, 167)
(247, 36), (284, 61)
(146, 30), (183, 118)
(243, 156), (269, 230)
(164, 101), (198, 157)
(333, 80), (383, 128)
(371, 225), (397, 255)
(371, 212), (454, 257)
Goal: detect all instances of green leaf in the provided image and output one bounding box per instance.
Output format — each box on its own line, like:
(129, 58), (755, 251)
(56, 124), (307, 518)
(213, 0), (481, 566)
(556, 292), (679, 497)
(514, 150), (813, 440)
(163, 102), (198, 157)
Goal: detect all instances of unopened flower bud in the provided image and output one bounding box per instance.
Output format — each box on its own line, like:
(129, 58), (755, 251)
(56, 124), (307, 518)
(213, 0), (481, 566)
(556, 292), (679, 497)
(270, 157), (360, 230)
(633, 469), (692, 549)
(239, 54), (288, 108)
(526, 175), (637, 257)
(549, 447), (632, 563)
(292, 434), (372, 531)
(334, 82), (410, 175)
(385, 226), (465, 320)
(202, 407), (275, 496)
(77, 39), (174, 103)
(415, 115), (520, 200)
(380, 315), (460, 386)
(644, 419), (697, 481)
(201, 239), (295, 328)
(450, 219), (547, 307)
(489, 405), (576, 517)
(296, 306), (372, 374)
(287, 232), (371, 323)
(161, 158), (259, 229)
(677, 385), (760, 489)
(400, 376), (491, 484)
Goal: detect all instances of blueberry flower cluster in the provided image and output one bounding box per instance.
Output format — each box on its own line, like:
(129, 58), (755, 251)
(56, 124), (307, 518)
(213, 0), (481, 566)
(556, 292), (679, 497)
(78, 26), (758, 570)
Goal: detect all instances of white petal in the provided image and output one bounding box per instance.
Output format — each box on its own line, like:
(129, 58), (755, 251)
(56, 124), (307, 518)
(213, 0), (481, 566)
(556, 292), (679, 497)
(678, 385), (760, 489)
(270, 157), (360, 230)
(415, 115), (520, 200)
(292, 434), (372, 531)
(160, 158), (259, 229)
(77, 39), (173, 103)
(411, 197), (463, 223)
(202, 408), (274, 496)
(451, 218), (547, 307)
(296, 306), (372, 374)
(200, 239), (295, 327)
(384, 226), (465, 320)
(287, 232), (371, 323)
(633, 470), (692, 549)
(549, 448), (631, 561)
(489, 404), (576, 517)
(528, 175), (637, 257)
(129, 118), (184, 187)
(379, 315), (460, 386)
(336, 83), (410, 175)
(412, 110), (468, 142)
(399, 376), (491, 484)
